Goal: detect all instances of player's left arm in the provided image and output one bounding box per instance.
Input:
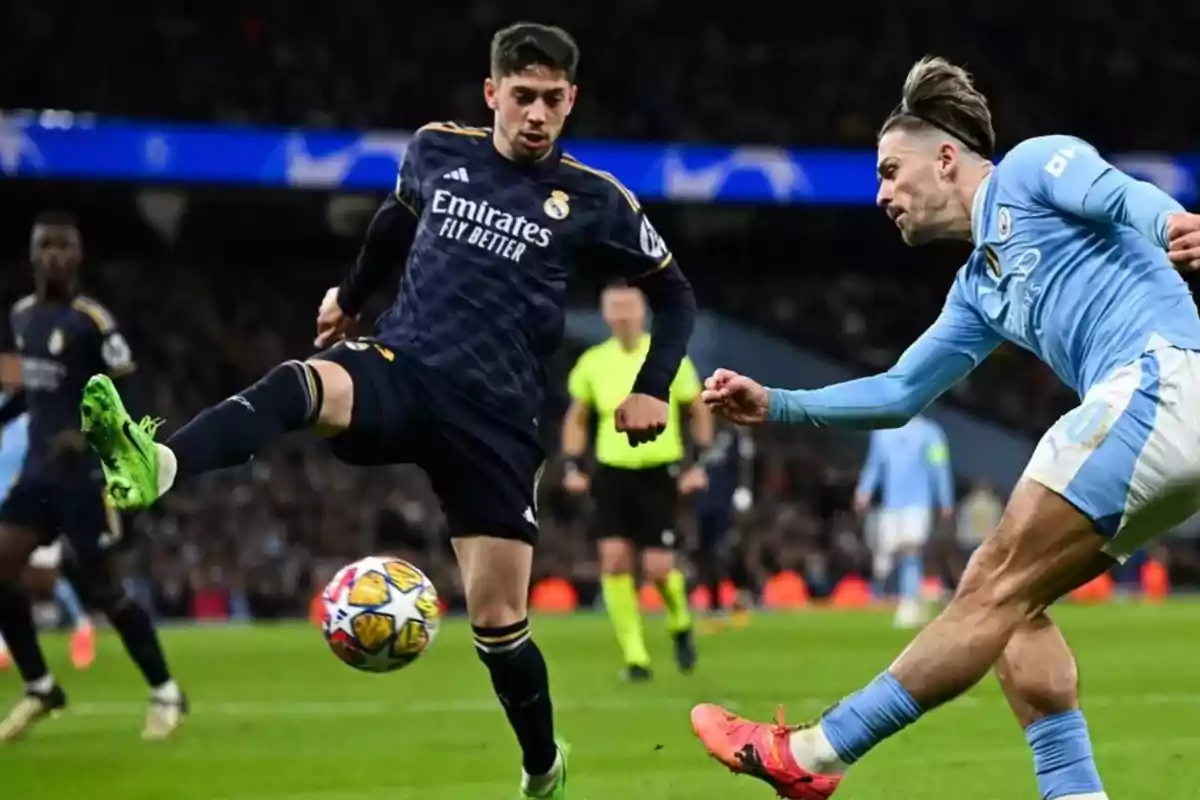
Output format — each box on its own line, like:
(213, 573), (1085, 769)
(926, 423), (955, 519)
(1011, 135), (1188, 250)
(336, 131), (427, 320)
(591, 189), (696, 403)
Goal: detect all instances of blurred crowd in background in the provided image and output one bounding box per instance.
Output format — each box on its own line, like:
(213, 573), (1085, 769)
(4, 1), (1200, 619)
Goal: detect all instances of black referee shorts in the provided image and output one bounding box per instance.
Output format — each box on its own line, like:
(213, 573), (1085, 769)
(591, 464), (679, 550)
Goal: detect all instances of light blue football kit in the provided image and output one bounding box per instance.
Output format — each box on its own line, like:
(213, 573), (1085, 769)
(857, 417), (953, 597)
(770, 135), (1200, 559)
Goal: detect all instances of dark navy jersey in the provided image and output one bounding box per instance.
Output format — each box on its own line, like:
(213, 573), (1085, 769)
(364, 122), (676, 419)
(696, 426), (750, 513)
(8, 294), (135, 470)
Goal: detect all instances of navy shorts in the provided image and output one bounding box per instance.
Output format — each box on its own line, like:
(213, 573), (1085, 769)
(317, 339), (545, 544)
(0, 459), (123, 563)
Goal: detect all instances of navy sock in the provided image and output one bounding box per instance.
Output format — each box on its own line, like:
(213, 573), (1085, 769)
(107, 599), (172, 687)
(473, 620), (557, 776)
(820, 671), (924, 764)
(1027, 710), (1105, 799)
(0, 585), (49, 684)
(167, 360), (322, 482)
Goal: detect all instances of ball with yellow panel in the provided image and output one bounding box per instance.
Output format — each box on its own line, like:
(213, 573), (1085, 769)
(320, 556), (442, 673)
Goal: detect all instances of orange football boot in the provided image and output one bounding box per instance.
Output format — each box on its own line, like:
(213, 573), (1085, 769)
(691, 703), (842, 799)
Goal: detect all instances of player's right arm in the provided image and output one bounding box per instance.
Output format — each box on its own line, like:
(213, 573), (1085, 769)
(853, 433), (883, 514)
(0, 309), (27, 424)
(756, 279), (1000, 429)
(561, 350), (594, 493)
(334, 128), (428, 321)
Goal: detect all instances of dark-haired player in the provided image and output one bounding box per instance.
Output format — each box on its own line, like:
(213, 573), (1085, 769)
(692, 56), (1200, 799)
(0, 211), (185, 742)
(82, 22), (694, 799)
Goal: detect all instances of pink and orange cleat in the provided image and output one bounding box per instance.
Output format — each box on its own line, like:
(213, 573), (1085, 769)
(690, 703), (842, 799)
(70, 625), (96, 670)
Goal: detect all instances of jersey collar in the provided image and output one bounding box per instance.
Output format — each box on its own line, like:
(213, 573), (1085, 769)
(970, 170), (994, 244)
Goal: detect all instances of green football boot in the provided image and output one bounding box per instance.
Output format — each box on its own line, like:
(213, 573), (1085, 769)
(80, 374), (164, 510)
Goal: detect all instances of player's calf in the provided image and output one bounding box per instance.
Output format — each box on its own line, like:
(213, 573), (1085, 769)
(997, 616), (1108, 800)
(77, 566), (186, 739)
(83, 360), (349, 510)
(454, 535), (563, 797)
(642, 548), (695, 674)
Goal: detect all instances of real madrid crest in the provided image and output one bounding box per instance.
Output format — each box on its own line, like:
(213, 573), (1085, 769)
(997, 206), (1012, 241)
(543, 190), (570, 220)
(48, 328), (64, 356)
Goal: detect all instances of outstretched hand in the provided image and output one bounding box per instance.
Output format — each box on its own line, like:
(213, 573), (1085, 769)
(701, 368), (771, 425)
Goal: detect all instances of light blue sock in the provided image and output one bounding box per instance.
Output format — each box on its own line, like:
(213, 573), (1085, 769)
(54, 578), (87, 628)
(819, 671), (924, 763)
(898, 553), (922, 601)
(1026, 710), (1105, 799)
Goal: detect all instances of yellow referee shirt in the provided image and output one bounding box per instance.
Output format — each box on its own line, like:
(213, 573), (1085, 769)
(567, 335), (701, 469)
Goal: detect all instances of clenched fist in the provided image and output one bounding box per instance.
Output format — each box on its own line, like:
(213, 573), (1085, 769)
(614, 393), (669, 445)
(1167, 212), (1200, 272)
(701, 368), (771, 425)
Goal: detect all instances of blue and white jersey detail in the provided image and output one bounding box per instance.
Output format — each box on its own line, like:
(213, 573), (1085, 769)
(960, 134), (1200, 397)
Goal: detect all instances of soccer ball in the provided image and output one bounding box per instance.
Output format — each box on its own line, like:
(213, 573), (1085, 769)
(320, 556), (441, 673)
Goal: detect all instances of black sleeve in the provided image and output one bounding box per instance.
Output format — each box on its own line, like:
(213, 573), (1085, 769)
(587, 188), (696, 400)
(337, 134), (425, 317)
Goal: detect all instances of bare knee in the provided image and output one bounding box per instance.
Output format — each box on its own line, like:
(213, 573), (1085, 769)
(453, 536), (532, 628)
(598, 538), (634, 575)
(306, 359), (355, 435)
(641, 548), (674, 583)
(995, 614), (1080, 727)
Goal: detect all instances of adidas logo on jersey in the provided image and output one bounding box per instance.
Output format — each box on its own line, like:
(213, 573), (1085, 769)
(442, 167), (469, 183)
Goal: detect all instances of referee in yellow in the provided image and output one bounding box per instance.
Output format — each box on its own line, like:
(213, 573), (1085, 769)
(562, 281), (713, 681)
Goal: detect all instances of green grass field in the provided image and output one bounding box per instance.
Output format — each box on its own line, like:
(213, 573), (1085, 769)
(2, 602), (1198, 799)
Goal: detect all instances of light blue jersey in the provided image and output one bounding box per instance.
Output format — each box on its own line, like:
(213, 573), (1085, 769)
(0, 411), (29, 496)
(769, 134), (1198, 430)
(856, 417), (954, 512)
(767, 135), (1200, 549)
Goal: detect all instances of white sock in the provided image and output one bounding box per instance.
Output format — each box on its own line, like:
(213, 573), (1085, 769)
(151, 679), (182, 704)
(27, 674), (55, 695)
(521, 749), (563, 797)
(788, 723), (850, 775)
(156, 444), (179, 496)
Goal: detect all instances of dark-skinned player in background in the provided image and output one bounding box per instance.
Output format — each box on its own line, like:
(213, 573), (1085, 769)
(79, 22), (695, 800)
(0, 211), (186, 743)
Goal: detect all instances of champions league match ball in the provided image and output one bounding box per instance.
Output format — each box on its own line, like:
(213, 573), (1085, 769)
(320, 556), (442, 673)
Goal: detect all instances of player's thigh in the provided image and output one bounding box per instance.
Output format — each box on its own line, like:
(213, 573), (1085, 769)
(423, 388), (544, 612)
(451, 535), (533, 627)
(955, 479), (1112, 617)
(0, 478), (56, 583)
(1024, 346), (1200, 565)
(55, 477), (127, 583)
(311, 340), (424, 465)
(590, 466), (637, 572)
